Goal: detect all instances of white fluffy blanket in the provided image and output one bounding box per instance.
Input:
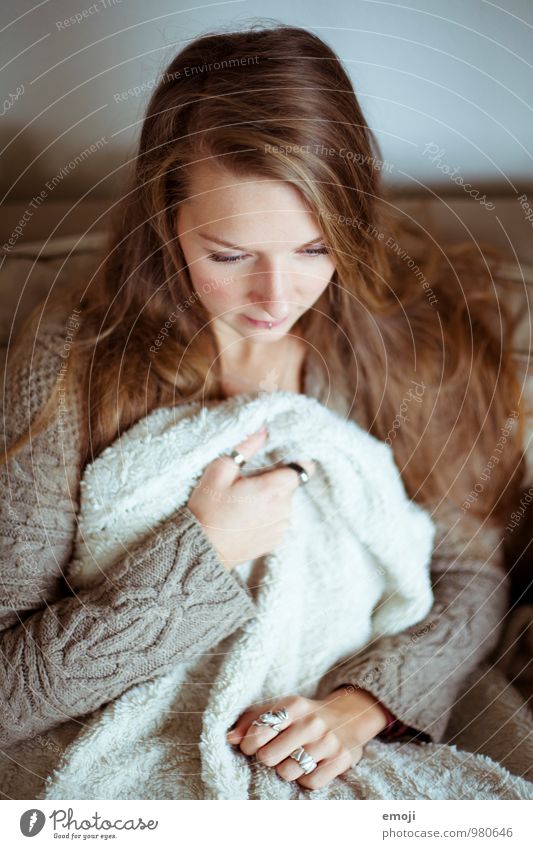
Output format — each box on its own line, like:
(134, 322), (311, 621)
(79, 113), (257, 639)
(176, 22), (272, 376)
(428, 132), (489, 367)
(36, 391), (533, 800)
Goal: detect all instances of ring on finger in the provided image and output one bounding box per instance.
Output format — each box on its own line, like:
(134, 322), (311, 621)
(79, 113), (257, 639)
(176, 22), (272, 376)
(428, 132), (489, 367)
(286, 462), (309, 485)
(229, 449), (246, 467)
(251, 707), (289, 734)
(289, 745), (318, 774)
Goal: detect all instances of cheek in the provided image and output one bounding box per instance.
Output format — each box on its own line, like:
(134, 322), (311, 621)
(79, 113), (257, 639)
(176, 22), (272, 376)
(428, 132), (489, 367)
(297, 265), (334, 305)
(190, 261), (245, 311)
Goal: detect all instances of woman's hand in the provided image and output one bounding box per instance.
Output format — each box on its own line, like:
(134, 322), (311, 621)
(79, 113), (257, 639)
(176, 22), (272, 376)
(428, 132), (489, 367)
(226, 689), (390, 791)
(187, 426), (316, 572)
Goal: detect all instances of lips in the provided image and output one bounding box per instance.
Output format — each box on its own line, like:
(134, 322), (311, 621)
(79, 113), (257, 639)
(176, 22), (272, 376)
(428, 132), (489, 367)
(242, 314), (288, 328)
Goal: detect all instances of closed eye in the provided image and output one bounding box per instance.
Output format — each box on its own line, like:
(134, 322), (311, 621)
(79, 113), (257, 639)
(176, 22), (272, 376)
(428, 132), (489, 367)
(207, 245), (329, 263)
(301, 246), (329, 256)
(207, 252), (246, 263)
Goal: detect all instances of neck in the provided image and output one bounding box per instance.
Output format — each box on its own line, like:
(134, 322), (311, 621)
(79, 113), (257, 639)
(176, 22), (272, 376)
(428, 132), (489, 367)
(215, 326), (307, 397)
(216, 320), (304, 367)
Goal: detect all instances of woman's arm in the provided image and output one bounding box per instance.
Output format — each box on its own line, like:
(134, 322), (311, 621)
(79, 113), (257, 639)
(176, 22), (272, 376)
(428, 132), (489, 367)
(313, 509), (509, 742)
(0, 325), (256, 749)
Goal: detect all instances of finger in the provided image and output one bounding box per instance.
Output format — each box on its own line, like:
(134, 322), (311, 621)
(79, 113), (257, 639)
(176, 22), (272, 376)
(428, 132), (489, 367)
(274, 733), (340, 781)
(226, 701), (275, 745)
(238, 722), (280, 754)
(233, 424), (269, 458)
(235, 696), (311, 755)
(296, 748), (354, 791)
(276, 460), (317, 486)
(254, 714), (326, 767)
(225, 709), (259, 744)
(293, 459), (317, 478)
(208, 425), (269, 488)
(228, 697), (308, 751)
(238, 709), (292, 756)
(248, 460), (317, 498)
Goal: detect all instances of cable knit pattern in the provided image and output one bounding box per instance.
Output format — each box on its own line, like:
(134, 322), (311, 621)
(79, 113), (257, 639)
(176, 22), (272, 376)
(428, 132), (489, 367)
(0, 319), (257, 751)
(0, 308), (523, 763)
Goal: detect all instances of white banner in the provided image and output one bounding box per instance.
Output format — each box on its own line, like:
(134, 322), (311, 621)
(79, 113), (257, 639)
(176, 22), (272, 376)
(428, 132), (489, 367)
(1, 799), (531, 848)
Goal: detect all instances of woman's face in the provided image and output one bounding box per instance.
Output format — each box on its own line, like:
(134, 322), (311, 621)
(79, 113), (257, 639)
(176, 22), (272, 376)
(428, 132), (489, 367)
(175, 160), (336, 347)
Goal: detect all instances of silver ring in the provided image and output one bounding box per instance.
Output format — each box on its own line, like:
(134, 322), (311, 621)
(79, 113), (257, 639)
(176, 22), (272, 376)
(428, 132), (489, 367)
(251, 707), (289, 733)
(286, 461), (309, 485)
(289, 746), (318, 774)
(229, 449), (246, 467)
(267, 321), (273, 330)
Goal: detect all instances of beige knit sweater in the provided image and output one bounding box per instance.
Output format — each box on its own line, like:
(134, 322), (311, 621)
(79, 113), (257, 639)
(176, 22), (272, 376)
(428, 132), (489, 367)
(0, 313), (513, 753)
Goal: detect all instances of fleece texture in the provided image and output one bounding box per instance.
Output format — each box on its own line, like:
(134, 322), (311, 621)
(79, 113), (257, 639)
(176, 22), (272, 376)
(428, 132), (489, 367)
(44, 389), (440, 799)
(41, 390), (533, 800)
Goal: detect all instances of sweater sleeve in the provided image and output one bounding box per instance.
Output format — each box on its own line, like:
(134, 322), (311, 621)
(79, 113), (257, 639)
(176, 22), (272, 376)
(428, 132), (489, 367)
(0, 325), (257, 749)
(313, 508), (509, 742)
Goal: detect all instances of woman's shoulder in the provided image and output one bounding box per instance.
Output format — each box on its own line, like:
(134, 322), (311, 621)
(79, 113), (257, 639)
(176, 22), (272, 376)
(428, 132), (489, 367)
(1, 305), (86, 626)
(3, 301), (85, 455)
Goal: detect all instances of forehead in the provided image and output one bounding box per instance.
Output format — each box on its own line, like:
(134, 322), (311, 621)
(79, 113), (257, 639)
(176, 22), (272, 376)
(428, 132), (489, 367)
(178, 159), (321, 244)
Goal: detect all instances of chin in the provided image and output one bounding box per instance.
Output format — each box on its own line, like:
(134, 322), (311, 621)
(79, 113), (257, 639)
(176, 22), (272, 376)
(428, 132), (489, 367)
(241, 329), (288, 343)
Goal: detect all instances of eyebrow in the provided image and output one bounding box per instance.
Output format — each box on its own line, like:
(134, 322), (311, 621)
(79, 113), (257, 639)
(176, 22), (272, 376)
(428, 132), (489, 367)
(198, 232), (325, 251)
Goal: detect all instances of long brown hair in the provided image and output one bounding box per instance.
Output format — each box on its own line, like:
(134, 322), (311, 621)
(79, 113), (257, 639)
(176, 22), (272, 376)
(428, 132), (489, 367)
(3, 23), (528, 531)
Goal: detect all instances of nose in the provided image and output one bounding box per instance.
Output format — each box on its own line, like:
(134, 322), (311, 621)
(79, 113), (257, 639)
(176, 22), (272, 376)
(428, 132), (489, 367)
(252, 263), (291, 321)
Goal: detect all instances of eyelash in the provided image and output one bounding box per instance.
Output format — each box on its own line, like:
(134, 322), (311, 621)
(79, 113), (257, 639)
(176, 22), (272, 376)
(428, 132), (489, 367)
(207, 246), (329, 263)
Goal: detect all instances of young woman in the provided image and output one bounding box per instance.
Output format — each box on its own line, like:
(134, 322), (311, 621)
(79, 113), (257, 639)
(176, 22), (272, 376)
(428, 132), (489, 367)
(1, 24), (527, 796)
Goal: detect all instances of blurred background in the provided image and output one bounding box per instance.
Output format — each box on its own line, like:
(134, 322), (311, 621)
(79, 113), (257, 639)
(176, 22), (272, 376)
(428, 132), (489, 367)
(0, 0), (532, 354)
(1, 0), (532, 249)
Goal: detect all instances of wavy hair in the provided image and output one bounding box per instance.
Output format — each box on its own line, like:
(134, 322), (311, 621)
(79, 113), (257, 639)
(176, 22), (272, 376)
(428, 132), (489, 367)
(3, 22), (528, 531)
